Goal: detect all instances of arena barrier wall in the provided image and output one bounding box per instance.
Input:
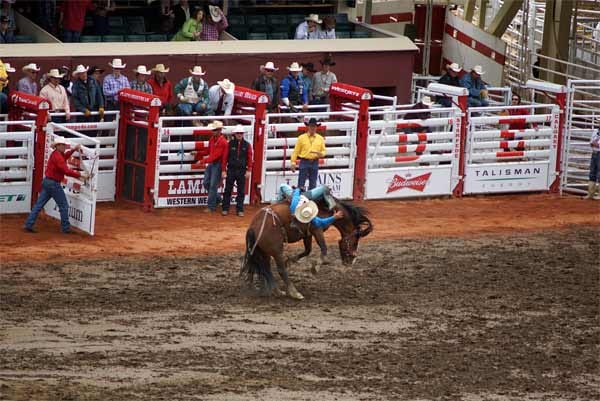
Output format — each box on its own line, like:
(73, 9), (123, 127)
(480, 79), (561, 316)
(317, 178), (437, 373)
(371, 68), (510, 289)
(364, 106), (462, 199)
(154, 116), (255, 208)
(44, 123), (100, 235)
(260, 111), (358, 202)
(0, 120), (35, 214)
(463, 104), (560, 194)
(48, 111), (119, 202)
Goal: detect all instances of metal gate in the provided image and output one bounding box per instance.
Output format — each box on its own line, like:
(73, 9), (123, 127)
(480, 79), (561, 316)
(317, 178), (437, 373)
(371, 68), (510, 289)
(0, 120), (35, 214)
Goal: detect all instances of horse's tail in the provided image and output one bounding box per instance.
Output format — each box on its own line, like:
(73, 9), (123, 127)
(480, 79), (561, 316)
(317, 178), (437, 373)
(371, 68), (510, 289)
(241, 228), (275, 291)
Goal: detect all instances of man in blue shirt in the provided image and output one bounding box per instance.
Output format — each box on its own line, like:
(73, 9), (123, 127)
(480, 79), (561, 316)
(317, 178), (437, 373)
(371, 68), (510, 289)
(287, 187), (342, 230)
(280, 62), (308, 112)
(459, 65), (489, 108)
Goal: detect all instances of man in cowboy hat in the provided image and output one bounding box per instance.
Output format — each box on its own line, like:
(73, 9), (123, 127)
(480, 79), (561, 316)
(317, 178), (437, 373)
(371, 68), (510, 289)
(17, 63), (40, 95)
(208, 79), (235, 117)
(221, 125), (253, 217)
(40, 68), (71, 122)
(460, 65), (489, 107)
(280, 62), (308, 112)
(300, 62), (316, 104)
(103, 58), (130, 115)
(72, 64), (104, 122)
(251, 61), (280, 112)
(200, 3), (228, 41)
(291, 117), (326, 190)
(148, 63), (173, 112)
(437, 62), (461, 107)
(24, 137), (88, 234)
(295, 13), (321, 40)
(174, 65), (209, 118)
(312, 56), (337, 105)
(130, 65), (153, 94)
(286, 186), (343, 236)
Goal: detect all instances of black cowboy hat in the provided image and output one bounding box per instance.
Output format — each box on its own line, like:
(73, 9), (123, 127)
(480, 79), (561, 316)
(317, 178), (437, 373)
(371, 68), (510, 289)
(88, 66), (105, 75)
(320, 57), (336, 66)
(304, 117), (321, 127)
(300, 62), (316, 73)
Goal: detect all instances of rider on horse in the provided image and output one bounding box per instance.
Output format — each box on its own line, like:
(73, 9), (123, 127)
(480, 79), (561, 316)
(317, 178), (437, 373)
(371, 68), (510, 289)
(277, 184), (342, 233)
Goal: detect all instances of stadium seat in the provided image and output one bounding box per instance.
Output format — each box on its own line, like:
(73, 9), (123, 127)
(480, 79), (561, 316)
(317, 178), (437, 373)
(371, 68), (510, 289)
(146, 34), (167, 42)
(13, 35), (34, 43)
(246, 15), (266, 26)
(110, 26), (128, 35)
(336, 22), (354, 32)
(351, 31), (371, 38)
(227, 26), (248, 40)
(126, 34), (146, 42)
(267, 15), (287, 26)
(108, 16), (125, 28)
(288, 14), (305, 26)
(335, 13), (349, 24)
(227, 15), (245, 26)
(335, 31), (350, 39)
(102, 35), (124, 42)
(248, 32), (268, 40)
(250, 25), (269, 34)
(268, 32), (289, 40)
(126, 16), (146, 34)
(80, 35), (103, 42)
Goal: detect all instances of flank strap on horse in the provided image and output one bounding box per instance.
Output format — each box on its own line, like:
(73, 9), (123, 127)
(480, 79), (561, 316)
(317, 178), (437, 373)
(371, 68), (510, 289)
(249, 207), (286, 256)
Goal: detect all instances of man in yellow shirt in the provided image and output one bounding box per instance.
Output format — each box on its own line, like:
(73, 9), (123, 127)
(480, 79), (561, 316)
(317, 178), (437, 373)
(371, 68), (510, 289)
(290, 117), (326, 190)
(0, 59), (8, 113)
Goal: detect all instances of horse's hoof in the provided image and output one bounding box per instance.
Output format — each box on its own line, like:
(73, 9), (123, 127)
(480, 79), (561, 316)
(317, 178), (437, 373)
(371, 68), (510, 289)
(273, 288), (286, 297)
(287, 284), (304, 300)
(320, 255), (330, 265)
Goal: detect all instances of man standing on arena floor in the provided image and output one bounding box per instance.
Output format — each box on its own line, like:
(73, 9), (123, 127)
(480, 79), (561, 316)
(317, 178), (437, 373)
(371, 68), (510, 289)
(221, 125), (253, 217)
(192, 121), (228, 213)
(102, 58), (129, 119)
(291, 117), (326, 190)
(585, 127), (600, 200)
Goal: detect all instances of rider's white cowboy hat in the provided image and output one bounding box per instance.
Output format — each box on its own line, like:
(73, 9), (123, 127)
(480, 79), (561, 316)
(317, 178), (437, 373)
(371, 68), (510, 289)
(208, 5), (222, 22)
(51, 136), (70, 148)
(132, 65), (151, 75)
(472, 65), (485, 75)
(189, 66), (206, 76)
(263, 61), (279, 71)
(152, 63), (170, 73)
(295, 199), (319, 224)
(47, 68), (65, 79)
(447, 62), (461, 72)
(72, 64), (89, 76)
(108, 58), (126, 69)
(421, 96), (434, 106)
(217, 78), (235, 95)
(207, 120), (224, 130)
(286, 62), (302, 72)
(305, 14), (322, 24)
(21, 63), (40, 72)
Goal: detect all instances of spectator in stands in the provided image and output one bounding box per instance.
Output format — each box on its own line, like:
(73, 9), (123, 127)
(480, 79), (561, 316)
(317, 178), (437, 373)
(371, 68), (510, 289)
(173, 0), (192, 33)
(103, 58), (129, 114)
(174, 65), (209, 117)
(222, 124), (253, 217)
(200, 4), (227, 41)
(499, 93), (528, 152)
(291, 117), (326, 190)
(130, 65), (153, 94)
(172, 7), (202, 41)
(0, 60), (10, 113)
(0, 15), (14, 43)
(92, 0), (115, 36)
(0, 1), (16, 32)
(312, 56), (337, 105)
(17, 63), (41, 95)
(251, 61), (279, 112)
(300, 62), (315, 104)
(280, 62), (308, 112)
(460, 65), (488, 108)
(36, 0), (57, 35)
(585, 127), (600, 200)
(208, 79), (235, 116)
(59, 66), (73, 95)
(148, 64), (173, 113)
(437, 62), (461, 107)
(295, 14), (321, 40)
(72, 64), (104, 122)
(58, 0), (95, 43)
(88, 66), (104, 89)
(319, 16), (336, 39)
(40, 68), (71, 122)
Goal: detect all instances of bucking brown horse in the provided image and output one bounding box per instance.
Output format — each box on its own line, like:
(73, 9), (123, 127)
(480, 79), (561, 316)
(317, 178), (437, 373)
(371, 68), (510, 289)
(240, 197), (373, 300)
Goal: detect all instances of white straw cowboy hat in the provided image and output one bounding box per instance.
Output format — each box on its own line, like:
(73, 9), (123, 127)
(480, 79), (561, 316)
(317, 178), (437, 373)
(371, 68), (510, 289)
(189, 66), (206, 76)
(286, 62), (302, 72)
(207, 120), (224, 130)
(217, 78), (235, 95)
(263, 61), (279, 71)
(72, 64), (89, 76)
(305, 14), (322, 24)
(152, 63), (170, 73)
(4, 63), (15, 73)
(421, 96), (434, 106)
(208, 5), (222, 22)
(51, 136), (70, 148)
(472, 65), (485, 75)
(133, 65), (151, 75)
(295, 199), (319, 224)
(21, 63), (40, 72)
(232, 124), (245, 134)
(47, 68), (65, 79)
(447, 62), (461, 73)
(108, 58), (126, 69)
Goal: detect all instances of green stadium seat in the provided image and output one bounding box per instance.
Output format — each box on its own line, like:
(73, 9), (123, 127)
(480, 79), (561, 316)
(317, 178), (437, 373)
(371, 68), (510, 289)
(248, 32), (268, 40)
(246, 15), (266, 26)
(108, 16), (124, 27)
(336, 22), (354, 32)
(288, 14), (305, 26)
(126, 34), (146, 42)
(13, 35), (34, 43)
(146, 34), (167, 42)
(335, 31), (350, 39)
(268, 32), (289, 40)
(227, 15), (245, 26)
(102, 35), (124, 42)
(270, 24), (288, 33)
(80, 35), (103, 42)
(126, 16), (146, 34)
(267, 15), (287, 26)
(110, 26), (128, 35)
(227, 26), (248, 40)
(336, 13), (349, 23)
(250, 25), (269, 34)
(351, 31), (371, 38)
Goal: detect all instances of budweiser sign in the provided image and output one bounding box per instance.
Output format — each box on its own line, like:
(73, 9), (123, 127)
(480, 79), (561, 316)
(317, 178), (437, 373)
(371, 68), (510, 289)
(386, 172), (432, 193)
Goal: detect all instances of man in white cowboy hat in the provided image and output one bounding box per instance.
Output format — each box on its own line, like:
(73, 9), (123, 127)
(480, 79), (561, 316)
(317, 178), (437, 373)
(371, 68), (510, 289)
(251, 61), (280, 112)
(437, 62), (461, 107)
(459, 65), (489, 107)
(221, 124), (253, 217)
(285, 186), (343, 236)
(291, 117), (326, 190)
(174, 65), (209, 117)
(24, 137), (88, 234)
(40, 68), (71, 122)
(130, 65), (153, 94)
(208, 78), (235, 116)
(17, 63), (40, 95)
(72, 64), (104, 122)
(280, 62), (308, 112)
(102, 58), (130, 113)
(148, 64), (173, 111)
(295, 13), (321, 40)
(200, 3), (229, 41)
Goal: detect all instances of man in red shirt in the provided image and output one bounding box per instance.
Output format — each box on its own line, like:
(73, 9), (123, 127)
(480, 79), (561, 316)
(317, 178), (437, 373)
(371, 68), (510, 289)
(148, 64), (173, 113)
(24, 137), (89, 233)
(192, 121), (228, 213)
(59, 0), (95, 43)
(221, 125), (253, 217)
(501, 93), (529, 152)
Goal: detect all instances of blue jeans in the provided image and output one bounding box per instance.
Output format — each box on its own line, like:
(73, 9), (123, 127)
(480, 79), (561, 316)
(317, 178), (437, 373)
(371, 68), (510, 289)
(0, 92), (7, 114)
(177, 102), (207, 116)
(62, 29), (81, 43)
(204, 162), (222, 211)
(25, 178), (70, 232)
(590, 152), (600, 182)
(297, 159), (319, 190)
(467, 97), (489, 107)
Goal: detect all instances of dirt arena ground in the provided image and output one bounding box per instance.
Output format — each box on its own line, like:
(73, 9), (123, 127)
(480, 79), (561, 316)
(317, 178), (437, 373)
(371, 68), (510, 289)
(0, 194), (599, 400)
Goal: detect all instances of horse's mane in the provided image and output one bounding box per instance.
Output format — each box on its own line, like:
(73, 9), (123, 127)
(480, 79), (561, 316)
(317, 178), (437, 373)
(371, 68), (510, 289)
(337, 200), (370, 226)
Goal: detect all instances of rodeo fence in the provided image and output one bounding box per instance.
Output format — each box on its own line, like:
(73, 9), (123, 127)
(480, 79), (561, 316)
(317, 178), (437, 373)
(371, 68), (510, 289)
(0, 120), (35, 214)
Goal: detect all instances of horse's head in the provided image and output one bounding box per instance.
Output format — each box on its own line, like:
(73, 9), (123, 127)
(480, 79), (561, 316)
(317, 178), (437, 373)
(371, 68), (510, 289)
(334, 201), (373, 266)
